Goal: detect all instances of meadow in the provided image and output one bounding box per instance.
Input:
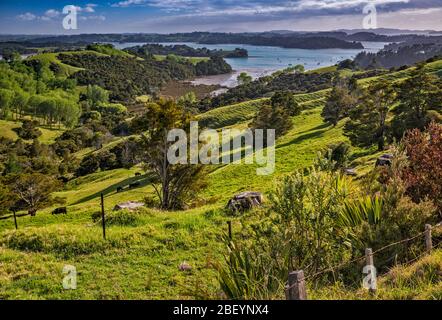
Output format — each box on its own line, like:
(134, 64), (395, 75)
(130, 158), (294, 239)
(0, 57), (441, 300)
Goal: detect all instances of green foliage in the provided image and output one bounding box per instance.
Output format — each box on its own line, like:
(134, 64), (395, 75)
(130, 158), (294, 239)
(344, 80), (396, 151)
(391, 66), (442, 139)
(13, 120), (42, 140)
(250, 102), (293, 140)
(237, 72), (252, 85)
(271, 91), (301, 117)
(5, 173), (63, 216)
(339, 196), (383, 227)
(85, 85), (109, 108)
(217, 240), (284, 300)
(135, 99), (208, 210)
(326, 141), (351, 170)
(321, 79), (355, 126)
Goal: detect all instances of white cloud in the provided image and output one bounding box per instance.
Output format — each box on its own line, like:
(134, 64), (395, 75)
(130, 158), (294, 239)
(16, 4), (99, 23)
(44, 9), (61, 18)
(80, 15), (106, 21)
(112, 0), (148, 7)
(16, 12), (37, 21)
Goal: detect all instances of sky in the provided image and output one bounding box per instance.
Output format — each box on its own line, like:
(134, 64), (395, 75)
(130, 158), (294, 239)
(0, 0), (441, 34)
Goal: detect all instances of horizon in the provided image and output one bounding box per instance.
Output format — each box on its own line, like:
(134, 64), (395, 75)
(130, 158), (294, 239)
(1, 27), (442, 36)
(1, 1), (442, 34)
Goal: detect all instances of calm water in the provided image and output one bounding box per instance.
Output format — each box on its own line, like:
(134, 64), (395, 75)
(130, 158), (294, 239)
(113, 41), (388, 87)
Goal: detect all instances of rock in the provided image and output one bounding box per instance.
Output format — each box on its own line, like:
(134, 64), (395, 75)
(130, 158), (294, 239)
(227, 191), (264, 213)
(113, 201), (145, 211)
(179, 262), (192, 272)
(344, 168), (357, 176)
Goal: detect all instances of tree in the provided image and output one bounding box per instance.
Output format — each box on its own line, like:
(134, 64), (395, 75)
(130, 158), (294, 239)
(344, 80), (396, 151)
(85, 85), (109, 109)
(0, 183), (16, 217)
(0, 88), (14, 119)
(322, 82), (354, 126)
(7, 173), (63, 216)
(270, 91), (301, 116)
(11, 90), (29, 121)
(237, 72), (252, 85)
(250, 102), (293, 140)
(391, 67), (442, 139)
(135, 99), (208, 210)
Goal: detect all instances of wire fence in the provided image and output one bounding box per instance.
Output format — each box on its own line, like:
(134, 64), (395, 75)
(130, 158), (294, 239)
(286, 222), (442, 294)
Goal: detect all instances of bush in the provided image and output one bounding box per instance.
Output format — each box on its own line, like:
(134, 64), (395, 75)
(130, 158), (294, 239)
(13, 120), (42, 140)
(92, 209), (143, 226)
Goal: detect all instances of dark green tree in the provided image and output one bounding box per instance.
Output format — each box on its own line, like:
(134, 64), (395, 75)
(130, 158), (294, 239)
(134, 99), (208, 210)
(391, 66), (442, 139)
(250, 102), (293, 140)
(271, 91), (301, 116)
(344, 80), (396, 151)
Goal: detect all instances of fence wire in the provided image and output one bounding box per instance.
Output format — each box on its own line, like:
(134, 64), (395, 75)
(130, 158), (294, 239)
(286, 223), (442, 289)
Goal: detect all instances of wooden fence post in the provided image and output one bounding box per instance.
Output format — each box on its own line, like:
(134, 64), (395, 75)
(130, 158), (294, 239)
(101, 193), (106, 240)
(286, 270), (307, 300)
(425, 224), (432, 252)
(365, 248), (374, 266)
(13, 210), (18, 230)
(227, 221), (232, 240)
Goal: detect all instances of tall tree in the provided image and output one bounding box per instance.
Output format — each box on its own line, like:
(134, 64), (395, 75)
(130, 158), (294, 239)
(344, 80), (396, 151)
(250, 102), (293, 140)
(0, 88), (14, 119)
(392, 66), (442, 139)
(134, 99), (207, 210)
(271, 91), (301, 116)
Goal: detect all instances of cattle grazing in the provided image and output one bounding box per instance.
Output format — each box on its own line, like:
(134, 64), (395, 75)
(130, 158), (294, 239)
(52, 207), (67, 215)
(129, 182), (141, 189)
(117, 187), (124, 193)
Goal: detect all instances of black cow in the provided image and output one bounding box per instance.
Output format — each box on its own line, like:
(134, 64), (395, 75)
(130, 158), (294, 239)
(135, 172), (142, 177)
(117, 187), (124, 193)
(52, 207), (67, 215)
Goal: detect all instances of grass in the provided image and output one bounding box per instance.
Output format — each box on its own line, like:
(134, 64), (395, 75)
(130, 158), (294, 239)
(0, 119), (64, 144)
(311, 249), (442, 300)
(28, 53), (83, 77)
(0, 60), (441, 299)
(0, 119), (19, 140)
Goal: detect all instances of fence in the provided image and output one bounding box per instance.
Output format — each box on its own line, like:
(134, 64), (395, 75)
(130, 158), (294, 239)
(285, 222), (442, 300)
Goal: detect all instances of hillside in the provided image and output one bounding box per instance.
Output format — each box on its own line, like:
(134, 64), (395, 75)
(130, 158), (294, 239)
(0, 53), (441, 300)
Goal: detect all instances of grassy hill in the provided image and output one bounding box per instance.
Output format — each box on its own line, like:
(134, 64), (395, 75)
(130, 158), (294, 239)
(0, 119), (65, 144)
(0, 60), (441, 299)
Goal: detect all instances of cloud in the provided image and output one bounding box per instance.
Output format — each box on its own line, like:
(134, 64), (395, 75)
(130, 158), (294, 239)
(112, 0), (148, 7)
(16, 12), (37, 21)
(79, 15), (106, 21)
(16, 4), (100, 23)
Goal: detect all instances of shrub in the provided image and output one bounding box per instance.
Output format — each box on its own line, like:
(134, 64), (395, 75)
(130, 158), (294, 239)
(92, 209), (142, 226)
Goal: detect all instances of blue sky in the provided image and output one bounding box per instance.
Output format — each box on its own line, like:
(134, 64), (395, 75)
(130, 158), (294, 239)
(1, 0), (441, 34)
